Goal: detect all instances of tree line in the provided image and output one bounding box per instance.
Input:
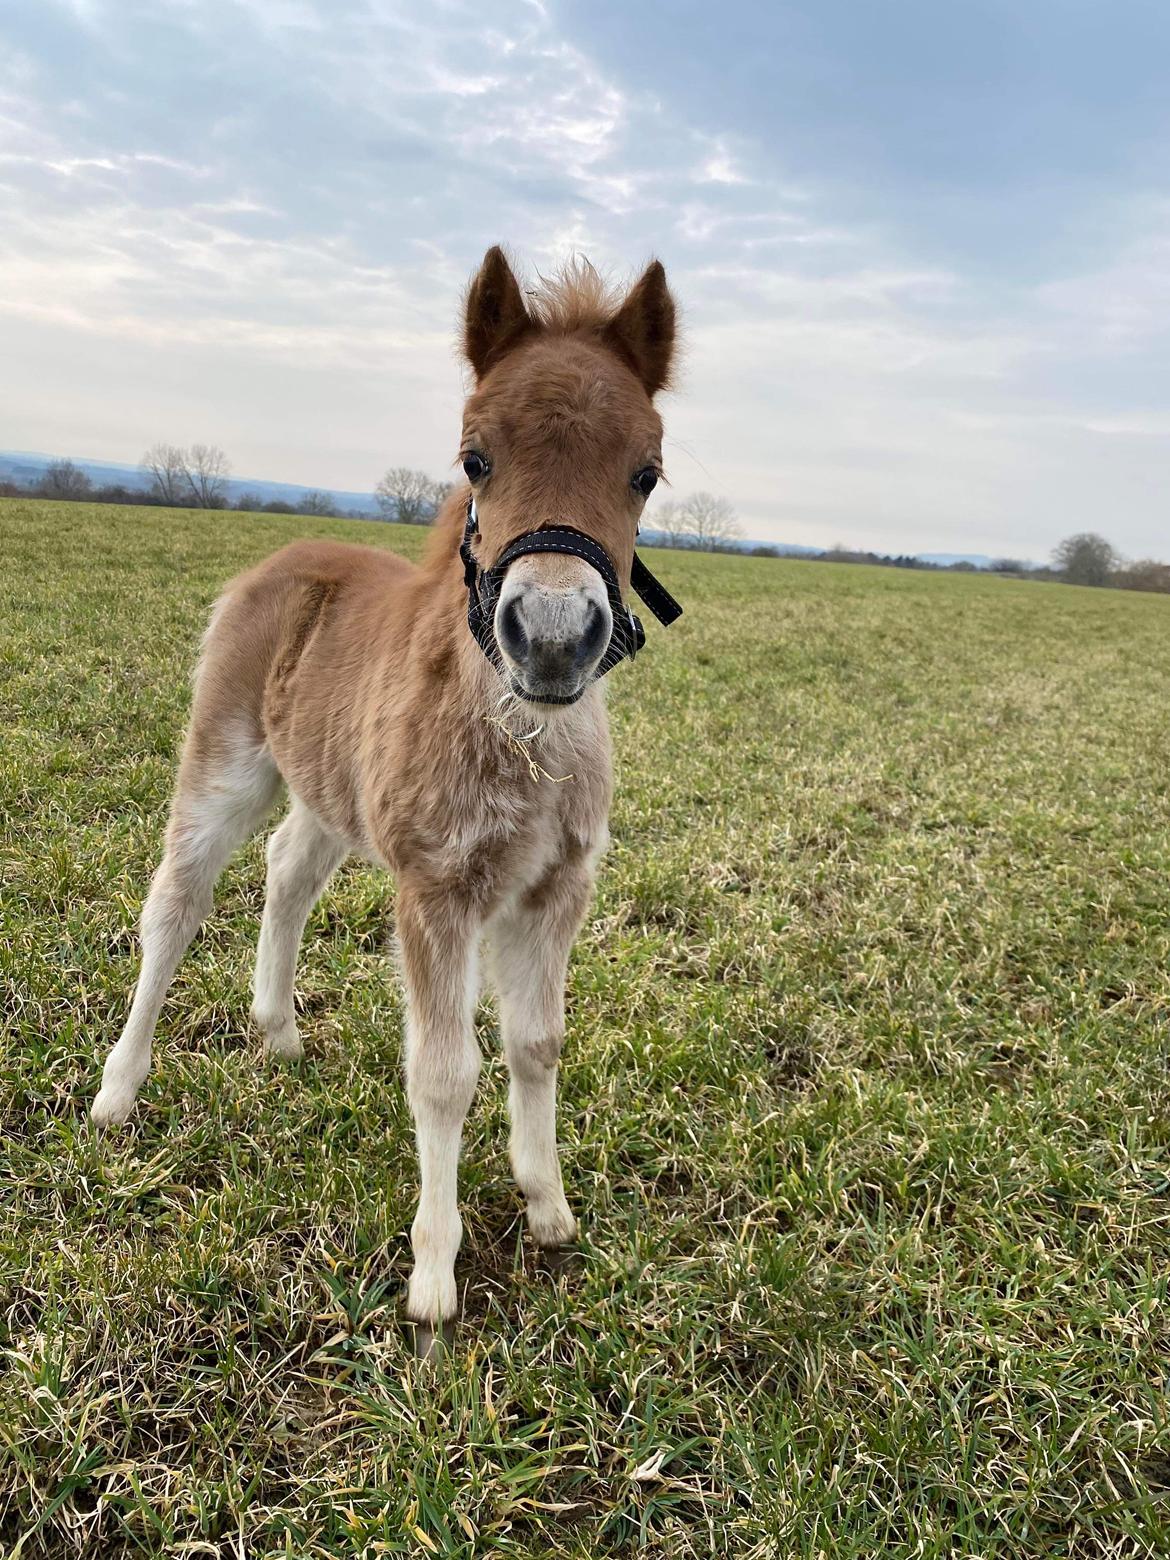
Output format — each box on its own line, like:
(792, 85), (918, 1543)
(4, 454), (746, 546)
(767, 532), (1169, 591)
(0, 453), (457, 522)
(1046, 532), (1170, 593)
(6, 461), (1165, 590)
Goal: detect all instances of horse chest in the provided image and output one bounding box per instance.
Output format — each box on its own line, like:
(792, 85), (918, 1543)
(433, 778), (567, 901)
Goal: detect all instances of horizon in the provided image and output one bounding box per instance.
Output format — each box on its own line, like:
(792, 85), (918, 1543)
(2, 2), (1169, 559)
(0, 445), (1047, 564)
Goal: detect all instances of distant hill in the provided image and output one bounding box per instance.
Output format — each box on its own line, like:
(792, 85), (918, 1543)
(916, 552), (999, 569)
(0, 449), (381, 518)
(637, 528), (822, 558)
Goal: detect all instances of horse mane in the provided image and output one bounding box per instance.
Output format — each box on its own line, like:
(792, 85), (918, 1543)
(526, 257), (621, 335)
(423, 489), (471, 576)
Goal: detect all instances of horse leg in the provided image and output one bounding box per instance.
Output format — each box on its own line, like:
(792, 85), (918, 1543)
(487, 850), (595, 1249)
(92, 726), (281, 1126)
(396, 883), (481, 1338)
(251, 798), (346, 1059)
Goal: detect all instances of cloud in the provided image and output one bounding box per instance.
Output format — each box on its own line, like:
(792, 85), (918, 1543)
(1035, 204), (1170, 350)
(693, 139), (749, 186)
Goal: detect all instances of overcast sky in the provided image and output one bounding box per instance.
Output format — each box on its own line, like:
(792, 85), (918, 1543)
(2, 0), (1169, 557)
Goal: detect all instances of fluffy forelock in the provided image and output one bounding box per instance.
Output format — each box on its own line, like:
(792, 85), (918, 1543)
(526, 257), (622, 335)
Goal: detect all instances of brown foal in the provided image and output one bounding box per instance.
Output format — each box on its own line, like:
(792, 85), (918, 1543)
(92, 246), (679, 1338)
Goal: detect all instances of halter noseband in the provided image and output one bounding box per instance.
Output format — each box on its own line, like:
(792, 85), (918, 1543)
(459, 495), (682, 703)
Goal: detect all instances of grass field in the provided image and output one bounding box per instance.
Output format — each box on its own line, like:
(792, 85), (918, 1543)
(2, 495), (1170, 1558)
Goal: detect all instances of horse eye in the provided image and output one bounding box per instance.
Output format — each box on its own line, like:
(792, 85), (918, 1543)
(633, 467), (658, 498)
(463, 451), (489, 482)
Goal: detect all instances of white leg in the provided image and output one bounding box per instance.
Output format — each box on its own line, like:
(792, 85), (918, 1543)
(397, 886), (481, 1329)
(92, 733), (280, 1127)
(251, 799), (346, 1058)
(488, 854), (594, 1247)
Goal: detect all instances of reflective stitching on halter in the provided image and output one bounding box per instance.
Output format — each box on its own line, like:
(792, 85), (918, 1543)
(497, 540), (607, 573)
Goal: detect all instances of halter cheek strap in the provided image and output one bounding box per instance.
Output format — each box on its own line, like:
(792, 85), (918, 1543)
(459, 496), (682, 697)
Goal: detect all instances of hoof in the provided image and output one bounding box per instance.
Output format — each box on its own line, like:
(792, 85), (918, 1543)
(526, 1198), (577, 1249)
(535, 1243), (582, 1278)
(410, 1319), (456, 1360)
(404, 1265), (458, 1335)
(91, 1084), (138, 1128)
(256, 1015), (303, 1060)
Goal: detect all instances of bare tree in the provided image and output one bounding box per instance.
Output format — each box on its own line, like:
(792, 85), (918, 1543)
(296, 490), (339, 517)
(1052, 532), (1117, 587)
(650, 500), (686, 549)
(682, 492), (741, 550)
(185, 443), (231, 509)
(37, 459), (92, 501)
(234, 491), (264, 512)
(653, 491), (741, 551)
(140, 444), (189, 506)
(374, 467), (448, 525)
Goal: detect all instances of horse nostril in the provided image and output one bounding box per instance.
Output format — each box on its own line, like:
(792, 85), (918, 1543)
(498, 596), (529, 661)
(577, 600), (609, 664)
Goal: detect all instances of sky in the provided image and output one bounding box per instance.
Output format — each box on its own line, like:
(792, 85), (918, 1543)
(1, 0), (1169, 559)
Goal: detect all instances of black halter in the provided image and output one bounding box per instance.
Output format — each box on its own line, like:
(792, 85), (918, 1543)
(459, 495), (683, 702)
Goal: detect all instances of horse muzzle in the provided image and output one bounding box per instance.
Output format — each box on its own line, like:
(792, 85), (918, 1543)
(493, 558), (612, 706)
(459, 497), (683, 704)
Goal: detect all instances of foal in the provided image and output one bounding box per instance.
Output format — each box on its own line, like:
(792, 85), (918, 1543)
(92, 247), (680, 1335)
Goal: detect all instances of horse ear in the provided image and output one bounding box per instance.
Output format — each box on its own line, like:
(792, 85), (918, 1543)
(464, 246), (534, 379)
(604, 259), (677, 396)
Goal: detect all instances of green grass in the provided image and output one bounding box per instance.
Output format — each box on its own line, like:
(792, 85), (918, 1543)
(2, 495), (1170, 1558)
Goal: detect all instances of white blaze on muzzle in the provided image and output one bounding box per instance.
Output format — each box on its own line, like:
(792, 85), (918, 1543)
(495, 555), (612, 688)
(459, 496), (684, 705)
